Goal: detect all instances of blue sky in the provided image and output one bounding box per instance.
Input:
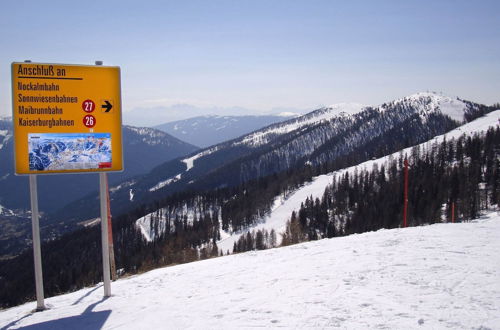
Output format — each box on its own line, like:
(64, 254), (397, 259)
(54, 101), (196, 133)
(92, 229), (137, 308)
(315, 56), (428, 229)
(1, 0), (499, 124)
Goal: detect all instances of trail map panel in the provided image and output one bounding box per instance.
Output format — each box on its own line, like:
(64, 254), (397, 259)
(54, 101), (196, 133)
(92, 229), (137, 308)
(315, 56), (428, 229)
(11, 62), (123, 174)
(28, 133), (112, 171)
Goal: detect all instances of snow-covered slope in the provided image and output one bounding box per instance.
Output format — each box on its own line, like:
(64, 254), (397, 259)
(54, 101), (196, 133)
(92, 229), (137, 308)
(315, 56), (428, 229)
(235, 92), (475, 148)
(2, 212), (499, 329)
(236, 103), (365, 147)
(387, 92), (469, 122)
(147, 92), (479, 191)
(217, 110), (500, 252)
(124, 126), (182, 146)
(0, 130), (11, 150)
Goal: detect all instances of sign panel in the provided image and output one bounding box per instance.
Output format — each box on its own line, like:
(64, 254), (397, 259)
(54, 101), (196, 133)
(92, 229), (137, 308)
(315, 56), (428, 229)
(11, 62), (123, 174)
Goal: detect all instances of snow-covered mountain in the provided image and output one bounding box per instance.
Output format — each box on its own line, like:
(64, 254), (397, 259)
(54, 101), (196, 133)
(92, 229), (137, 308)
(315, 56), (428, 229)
(154, 114), (297, 148)
(134, 108), (500, 250)
(59, 91), (491, 223)
(214, 109), (500, 252)
(0, 121), (198, 258)
(2, 211), (499, 329)
(235, 103), (365, 147)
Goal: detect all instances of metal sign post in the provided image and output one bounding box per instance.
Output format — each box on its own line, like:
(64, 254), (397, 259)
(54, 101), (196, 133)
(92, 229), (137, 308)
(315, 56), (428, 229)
(96, 60), (111, 297)
(29, 174), (45, 311)
(99, 172), (112, 297)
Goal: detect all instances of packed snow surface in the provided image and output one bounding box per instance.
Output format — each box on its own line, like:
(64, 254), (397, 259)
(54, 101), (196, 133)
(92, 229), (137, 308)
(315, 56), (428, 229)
(2, 212), (499, 329)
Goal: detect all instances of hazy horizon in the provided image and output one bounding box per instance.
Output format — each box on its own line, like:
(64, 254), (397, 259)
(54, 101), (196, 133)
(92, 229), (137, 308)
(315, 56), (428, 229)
(1, 0), (499, 123)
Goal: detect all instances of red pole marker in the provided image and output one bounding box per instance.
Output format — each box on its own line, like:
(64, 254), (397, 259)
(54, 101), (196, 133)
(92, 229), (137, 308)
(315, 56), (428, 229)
(105, 176), (116, 280)
(451, 202), (455, 223)
(403, 158), (409, 228)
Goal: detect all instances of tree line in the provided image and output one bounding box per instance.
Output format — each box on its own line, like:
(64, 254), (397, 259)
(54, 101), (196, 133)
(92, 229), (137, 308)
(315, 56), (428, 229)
(279, 127), (500, 246)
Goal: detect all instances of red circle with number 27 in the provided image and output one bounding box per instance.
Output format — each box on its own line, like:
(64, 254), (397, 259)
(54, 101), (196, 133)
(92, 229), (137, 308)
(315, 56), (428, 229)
(82, 99), (95, 113)
(83, 115), (96, 128)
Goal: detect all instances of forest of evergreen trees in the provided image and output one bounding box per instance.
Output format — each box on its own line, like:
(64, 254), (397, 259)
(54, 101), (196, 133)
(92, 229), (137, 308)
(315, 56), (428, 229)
(275, 127), (500, 246)
(1, 126), (499, 308)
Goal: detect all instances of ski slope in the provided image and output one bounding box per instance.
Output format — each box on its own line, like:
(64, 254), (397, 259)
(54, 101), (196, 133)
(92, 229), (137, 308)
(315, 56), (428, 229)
(1, 212), (499, 329)
(217, 110), (500, 252)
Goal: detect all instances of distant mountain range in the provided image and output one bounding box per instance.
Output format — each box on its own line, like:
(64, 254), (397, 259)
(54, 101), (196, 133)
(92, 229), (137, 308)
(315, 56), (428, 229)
(154, 114), (297, 148)
(49, 92), (494, 232)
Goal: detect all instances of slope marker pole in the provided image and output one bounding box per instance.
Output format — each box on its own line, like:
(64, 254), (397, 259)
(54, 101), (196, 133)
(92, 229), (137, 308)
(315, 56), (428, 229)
(403, 158), (409, 228)
(105, 176), (116, 281)
(451, 202), (455, 223)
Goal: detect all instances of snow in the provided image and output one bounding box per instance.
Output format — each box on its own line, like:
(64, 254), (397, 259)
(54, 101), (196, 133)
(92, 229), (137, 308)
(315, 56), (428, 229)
(277, 111), (299, 117)
(0, 130), (12, 150)
(136, 213), (170, 242)
(236, 103), (365, 147)
(148, 147), (218, 192)
(219, 110), (500, 253)
(327, 102), (367, 116)
(396, 92), (468, 122)
(181, 147), (219, 172)
(438, 109), (500, 138)
(136, 203), (221, 242)
(151, 126), (223, 188)
(148, 174), (181, 192)
(81, 218), (101, 228)
(148, 154), (199, 191)
(217, 174), (333, 252)
(109, 180), (136, 193)
(124, 126), (169, 146)
(0, 204), (14, 216)
(2, 212), (499, 329)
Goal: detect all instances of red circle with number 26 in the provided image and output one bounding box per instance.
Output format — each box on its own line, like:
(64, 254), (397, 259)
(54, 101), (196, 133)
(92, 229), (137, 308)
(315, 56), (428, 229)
(82, 99), (95, 112)
(83, 115), (96, 128)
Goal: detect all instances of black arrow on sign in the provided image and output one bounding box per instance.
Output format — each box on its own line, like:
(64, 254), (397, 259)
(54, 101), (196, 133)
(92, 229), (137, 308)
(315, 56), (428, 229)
(101, 100), (112, 112)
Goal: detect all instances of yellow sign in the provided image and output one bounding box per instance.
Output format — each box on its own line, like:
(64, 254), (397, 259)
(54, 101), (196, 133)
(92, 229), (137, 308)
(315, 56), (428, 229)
(11, 62), (123, 175)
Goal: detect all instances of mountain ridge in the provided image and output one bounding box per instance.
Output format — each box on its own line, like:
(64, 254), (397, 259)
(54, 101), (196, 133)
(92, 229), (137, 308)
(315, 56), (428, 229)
(51, 92), (494, 231)
(154, 114), (297, 148)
